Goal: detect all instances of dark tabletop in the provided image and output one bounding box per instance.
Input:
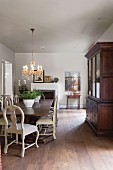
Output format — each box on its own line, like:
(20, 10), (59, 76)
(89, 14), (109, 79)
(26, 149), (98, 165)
(0, 99), (53, 117)
(17, 99), (53, 117)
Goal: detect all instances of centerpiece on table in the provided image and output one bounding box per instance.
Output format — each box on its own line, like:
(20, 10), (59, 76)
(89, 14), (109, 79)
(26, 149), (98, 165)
(19, 90), (43, 107)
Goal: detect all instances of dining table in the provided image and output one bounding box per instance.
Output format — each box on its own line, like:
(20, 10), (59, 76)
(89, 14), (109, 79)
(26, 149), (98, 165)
(0, 99), (53, 123)
(18, 99), (53, 123)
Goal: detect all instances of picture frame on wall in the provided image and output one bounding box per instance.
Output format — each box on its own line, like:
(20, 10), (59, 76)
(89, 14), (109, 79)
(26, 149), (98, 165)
(44, 76), (51, 83)
(65, 71), (81, 93)
(33, 70), (44, 83)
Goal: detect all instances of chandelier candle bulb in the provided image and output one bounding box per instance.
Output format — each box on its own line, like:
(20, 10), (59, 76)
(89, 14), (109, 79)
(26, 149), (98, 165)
(37, 65), (39, 70)
(18, 80), (21, 86)
(31, 65), (34, 70)
(24, 80), (26, 85)
(38, 65), (42, 70)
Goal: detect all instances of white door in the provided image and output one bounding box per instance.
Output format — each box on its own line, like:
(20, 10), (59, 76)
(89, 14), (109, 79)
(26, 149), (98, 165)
(2, 60), (13, 98)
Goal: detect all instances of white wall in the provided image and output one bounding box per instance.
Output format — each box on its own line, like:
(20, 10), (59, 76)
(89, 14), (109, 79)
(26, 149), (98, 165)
(98, 23), (113, 41)
(0, 43), (15, 95)
(15, 53), (87, 108)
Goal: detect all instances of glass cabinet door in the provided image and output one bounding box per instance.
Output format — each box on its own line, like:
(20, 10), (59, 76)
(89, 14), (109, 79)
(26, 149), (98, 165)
(88, 60), (91, 95)
(92, 57), (95, 97)
(95, 53), (100, 98)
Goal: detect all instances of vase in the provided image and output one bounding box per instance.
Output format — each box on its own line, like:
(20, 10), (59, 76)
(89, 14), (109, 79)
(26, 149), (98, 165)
(23, 99), (35, 107)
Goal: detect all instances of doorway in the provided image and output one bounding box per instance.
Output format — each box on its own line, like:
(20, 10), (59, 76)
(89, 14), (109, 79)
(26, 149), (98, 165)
(2, 60), (13, 98)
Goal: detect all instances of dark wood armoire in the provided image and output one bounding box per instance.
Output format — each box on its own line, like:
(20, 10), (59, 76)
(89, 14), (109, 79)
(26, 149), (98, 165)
(85, 42), (113, 136)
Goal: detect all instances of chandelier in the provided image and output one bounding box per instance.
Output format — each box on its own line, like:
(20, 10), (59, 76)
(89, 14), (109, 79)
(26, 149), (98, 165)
(22, 28), (42, 77)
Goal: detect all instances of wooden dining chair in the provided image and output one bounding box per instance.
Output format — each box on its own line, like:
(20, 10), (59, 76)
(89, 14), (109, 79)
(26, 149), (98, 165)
(5, 96), (13, 108)
(0, 97), (12, 136)
(13, 95), (19, 104)
(49, 96), (58, 126)
(0, 96), (3, 110)
(3, 105), (39, 157)
(36, 96), (57, 140)
(0, 116), (12, 136)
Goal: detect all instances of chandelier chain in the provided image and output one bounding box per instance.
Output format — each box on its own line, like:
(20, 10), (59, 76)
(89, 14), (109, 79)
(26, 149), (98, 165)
(31, 28), (34, 63)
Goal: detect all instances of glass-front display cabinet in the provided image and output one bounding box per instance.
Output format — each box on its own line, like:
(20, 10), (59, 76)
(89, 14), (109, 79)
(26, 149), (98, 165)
(85, 42), (113, 136)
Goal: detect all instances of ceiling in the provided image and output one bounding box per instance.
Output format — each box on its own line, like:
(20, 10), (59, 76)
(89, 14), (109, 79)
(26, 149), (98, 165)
(0, 0), (113, 53)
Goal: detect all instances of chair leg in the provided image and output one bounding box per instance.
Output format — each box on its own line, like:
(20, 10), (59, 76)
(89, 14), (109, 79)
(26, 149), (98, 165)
(21, 135), (25, 157)
(4, 130), (8, 154)
(38, 125), (42, 132)
(55, 114), (58, 127)
(16, 134), (18, 144)
(53, 125), (56, 140)
(35, 131), (39, 148)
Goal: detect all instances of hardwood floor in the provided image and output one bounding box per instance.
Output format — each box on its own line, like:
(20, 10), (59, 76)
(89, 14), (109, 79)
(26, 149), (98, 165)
(1, 109), (113, 170)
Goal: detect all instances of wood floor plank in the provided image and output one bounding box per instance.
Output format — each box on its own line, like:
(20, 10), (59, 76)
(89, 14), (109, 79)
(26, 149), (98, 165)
(27, 164), (37, 170)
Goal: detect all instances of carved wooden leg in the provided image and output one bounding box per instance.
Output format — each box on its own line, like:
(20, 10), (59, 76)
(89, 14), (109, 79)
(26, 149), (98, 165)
(16, 134), (18, 144)
(66, 97), (69, 109)
(53, 125), (56, 139)
(35, 131), (39, 148)
(21, 135), (25, 157)
(4, 129), (8, 154)
(39, 125), (42, 132)
(77, 98), (80, 109)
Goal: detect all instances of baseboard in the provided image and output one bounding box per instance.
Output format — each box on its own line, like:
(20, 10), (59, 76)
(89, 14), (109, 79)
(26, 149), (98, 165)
(59, 104), (86, 109)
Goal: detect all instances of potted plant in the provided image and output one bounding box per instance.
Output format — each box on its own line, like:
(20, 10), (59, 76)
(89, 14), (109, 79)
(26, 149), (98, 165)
(20, 90), (42, 107)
